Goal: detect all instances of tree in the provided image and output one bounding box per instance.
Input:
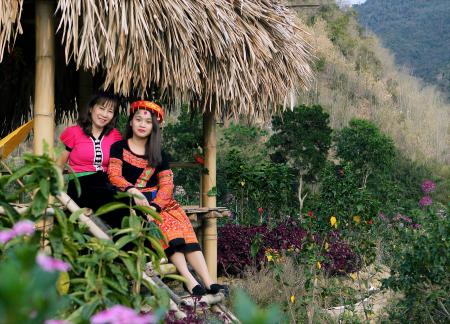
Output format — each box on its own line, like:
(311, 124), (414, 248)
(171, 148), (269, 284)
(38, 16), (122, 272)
(268, 105), (332, 182)
(268, 105), (332, 212)
(334, 119), (395, 187)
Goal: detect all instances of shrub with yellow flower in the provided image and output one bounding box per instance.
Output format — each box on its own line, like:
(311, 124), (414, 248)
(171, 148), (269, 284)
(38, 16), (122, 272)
(330, 216), (337, 228)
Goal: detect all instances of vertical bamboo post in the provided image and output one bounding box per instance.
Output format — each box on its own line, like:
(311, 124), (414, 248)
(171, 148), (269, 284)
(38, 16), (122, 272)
(33, 0), (55, 155)
(201, 108), (217, 280)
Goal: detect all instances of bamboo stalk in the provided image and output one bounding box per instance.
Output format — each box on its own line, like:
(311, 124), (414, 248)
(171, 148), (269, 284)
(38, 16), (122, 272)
(56, 192), (110, 240)
(34, 0), (55, 156)
(201, 106), (217, 281)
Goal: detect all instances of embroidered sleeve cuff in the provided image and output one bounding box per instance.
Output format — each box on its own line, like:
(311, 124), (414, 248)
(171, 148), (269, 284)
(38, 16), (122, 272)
(150, 202), (161, 212)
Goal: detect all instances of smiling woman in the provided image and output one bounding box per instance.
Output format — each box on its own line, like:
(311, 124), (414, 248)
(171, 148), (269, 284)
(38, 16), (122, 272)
(107, 101), (225, 297)
(57, 92), (123, 227)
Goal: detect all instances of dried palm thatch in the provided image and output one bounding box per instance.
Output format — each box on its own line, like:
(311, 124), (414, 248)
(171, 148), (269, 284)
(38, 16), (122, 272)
(0, 0), (23, 62)
(56, 0), (313, 119)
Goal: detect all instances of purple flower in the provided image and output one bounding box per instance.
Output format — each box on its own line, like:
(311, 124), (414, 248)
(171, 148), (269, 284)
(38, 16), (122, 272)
(13, 220), (35, 236)
(393, 213), (412, 223)
(45, 320), (72, 324)
(91, 305), (155, 324)
(36, 253), (71, 272)
(0, 229), (15, 244)
(378, 212), (388, 222)
(421, 180), (436, 194)
(0, 220), (36, 245)
(419, 196), (433, 208)
(411, 223), (421, 230)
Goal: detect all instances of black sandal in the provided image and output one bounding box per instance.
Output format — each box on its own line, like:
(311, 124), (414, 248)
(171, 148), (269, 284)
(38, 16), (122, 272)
(206, 283), (226, 295)
(185, 284), (206, 296)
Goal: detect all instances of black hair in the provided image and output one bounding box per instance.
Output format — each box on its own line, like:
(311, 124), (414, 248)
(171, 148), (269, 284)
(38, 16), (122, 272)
(77, 92), (120, 136)
(125, 110), (162, 167)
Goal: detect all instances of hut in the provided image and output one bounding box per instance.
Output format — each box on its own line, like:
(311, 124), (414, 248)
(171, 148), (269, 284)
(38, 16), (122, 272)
(0, 0), (313, 279)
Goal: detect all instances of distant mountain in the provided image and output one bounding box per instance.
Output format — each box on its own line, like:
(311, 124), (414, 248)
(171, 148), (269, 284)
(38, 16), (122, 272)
(354, 0), (450, 97)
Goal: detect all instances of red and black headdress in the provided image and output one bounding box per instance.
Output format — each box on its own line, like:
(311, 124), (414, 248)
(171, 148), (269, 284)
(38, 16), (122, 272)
(130, 100), (164, 122)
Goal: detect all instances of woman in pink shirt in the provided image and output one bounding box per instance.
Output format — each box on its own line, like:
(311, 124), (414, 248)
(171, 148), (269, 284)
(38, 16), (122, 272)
(58, 92), (122, 227)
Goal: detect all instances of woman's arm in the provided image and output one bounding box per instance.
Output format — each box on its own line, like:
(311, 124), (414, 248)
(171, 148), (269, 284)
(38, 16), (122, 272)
(57, 150), (70, 170)
(150, 169), (174, 212)
(108, 158), (151, 208)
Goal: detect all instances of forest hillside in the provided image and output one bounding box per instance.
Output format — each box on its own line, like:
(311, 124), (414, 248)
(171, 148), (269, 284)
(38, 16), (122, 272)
(291, 0), (449, 165)
(354, 0), (450, 98)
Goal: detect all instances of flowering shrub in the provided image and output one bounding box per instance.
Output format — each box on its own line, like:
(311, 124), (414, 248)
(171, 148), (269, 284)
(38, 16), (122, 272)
(218, 224), (268, 274)
(418, 195), (432, 208)
(36, 253), (71, 272)
(383, 204), (449, 323)
(0, 219), (35, 243)
(91, 305), (155, 324)
(322, 232), (361, 275)
(315, 163), (379, 229)
(421, 179), (436, 194)
(0, 243), (66, 323)
(218, 221), (360, 276)
(0, 154), (166, 323)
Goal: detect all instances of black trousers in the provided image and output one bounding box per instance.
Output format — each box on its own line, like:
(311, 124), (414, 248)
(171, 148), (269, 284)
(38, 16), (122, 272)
(67, 172), (125, 229)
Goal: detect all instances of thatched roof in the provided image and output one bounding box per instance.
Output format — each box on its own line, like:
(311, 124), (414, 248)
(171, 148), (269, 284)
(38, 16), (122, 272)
(0, 0), (313, 135)
(57, 0), (313, 119)
(0, 0), (23, 62)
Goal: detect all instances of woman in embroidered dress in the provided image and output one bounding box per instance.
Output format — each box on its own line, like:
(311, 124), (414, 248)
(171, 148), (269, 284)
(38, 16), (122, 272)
(108, 100), (223, 296)
(58, 92), (123, 227)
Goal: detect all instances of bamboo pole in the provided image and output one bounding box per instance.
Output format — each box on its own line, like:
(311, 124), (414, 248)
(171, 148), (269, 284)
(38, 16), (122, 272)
(33, 0), (55, 155)
(201, 107), (217, 280)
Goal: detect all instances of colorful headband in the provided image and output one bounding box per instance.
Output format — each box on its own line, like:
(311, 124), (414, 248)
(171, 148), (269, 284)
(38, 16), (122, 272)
(130, 100), (164, 122)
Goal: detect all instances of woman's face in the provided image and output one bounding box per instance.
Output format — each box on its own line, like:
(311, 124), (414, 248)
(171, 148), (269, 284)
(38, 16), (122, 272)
(131, 109), (153, 138)
(90, 100), (115, 130)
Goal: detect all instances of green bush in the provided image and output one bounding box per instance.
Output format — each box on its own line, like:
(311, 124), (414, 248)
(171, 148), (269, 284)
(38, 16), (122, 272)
(0, 154), (169, 322)
(218, 149), (296, 224)
(269, 105), (332, 183)
(163, 106), (203, 203)
(335, 119), (396, 184)
(383, 205), (450, 323)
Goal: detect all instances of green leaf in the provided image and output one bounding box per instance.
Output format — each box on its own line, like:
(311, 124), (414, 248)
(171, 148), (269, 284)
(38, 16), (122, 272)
(0, 201), (20, 223)
(103, 277), (128, 294)
(114, 191), (134, 198)
(95, 202), (129, 217)
(148, 237), (166, 259)
(162, 274), (187, 283)
(39, 179), (50, 198)
(69, 208), (88, 223)
(207, 186), (217, 197)
(112, 228), (135, 236)
(50, 164), (64, 192)
(129, 214), (142, 231)
(31, 191), (48, 217)
(53, 208), (68, 234)
(132, 205), (162, 222)
(6, 165), (36, 185)
(122, 257), (138, 278)
(115, 235), (137, 250)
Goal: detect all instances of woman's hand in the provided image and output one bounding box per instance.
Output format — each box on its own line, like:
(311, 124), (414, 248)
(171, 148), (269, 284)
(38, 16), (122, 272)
(127, 188), (149, 207)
